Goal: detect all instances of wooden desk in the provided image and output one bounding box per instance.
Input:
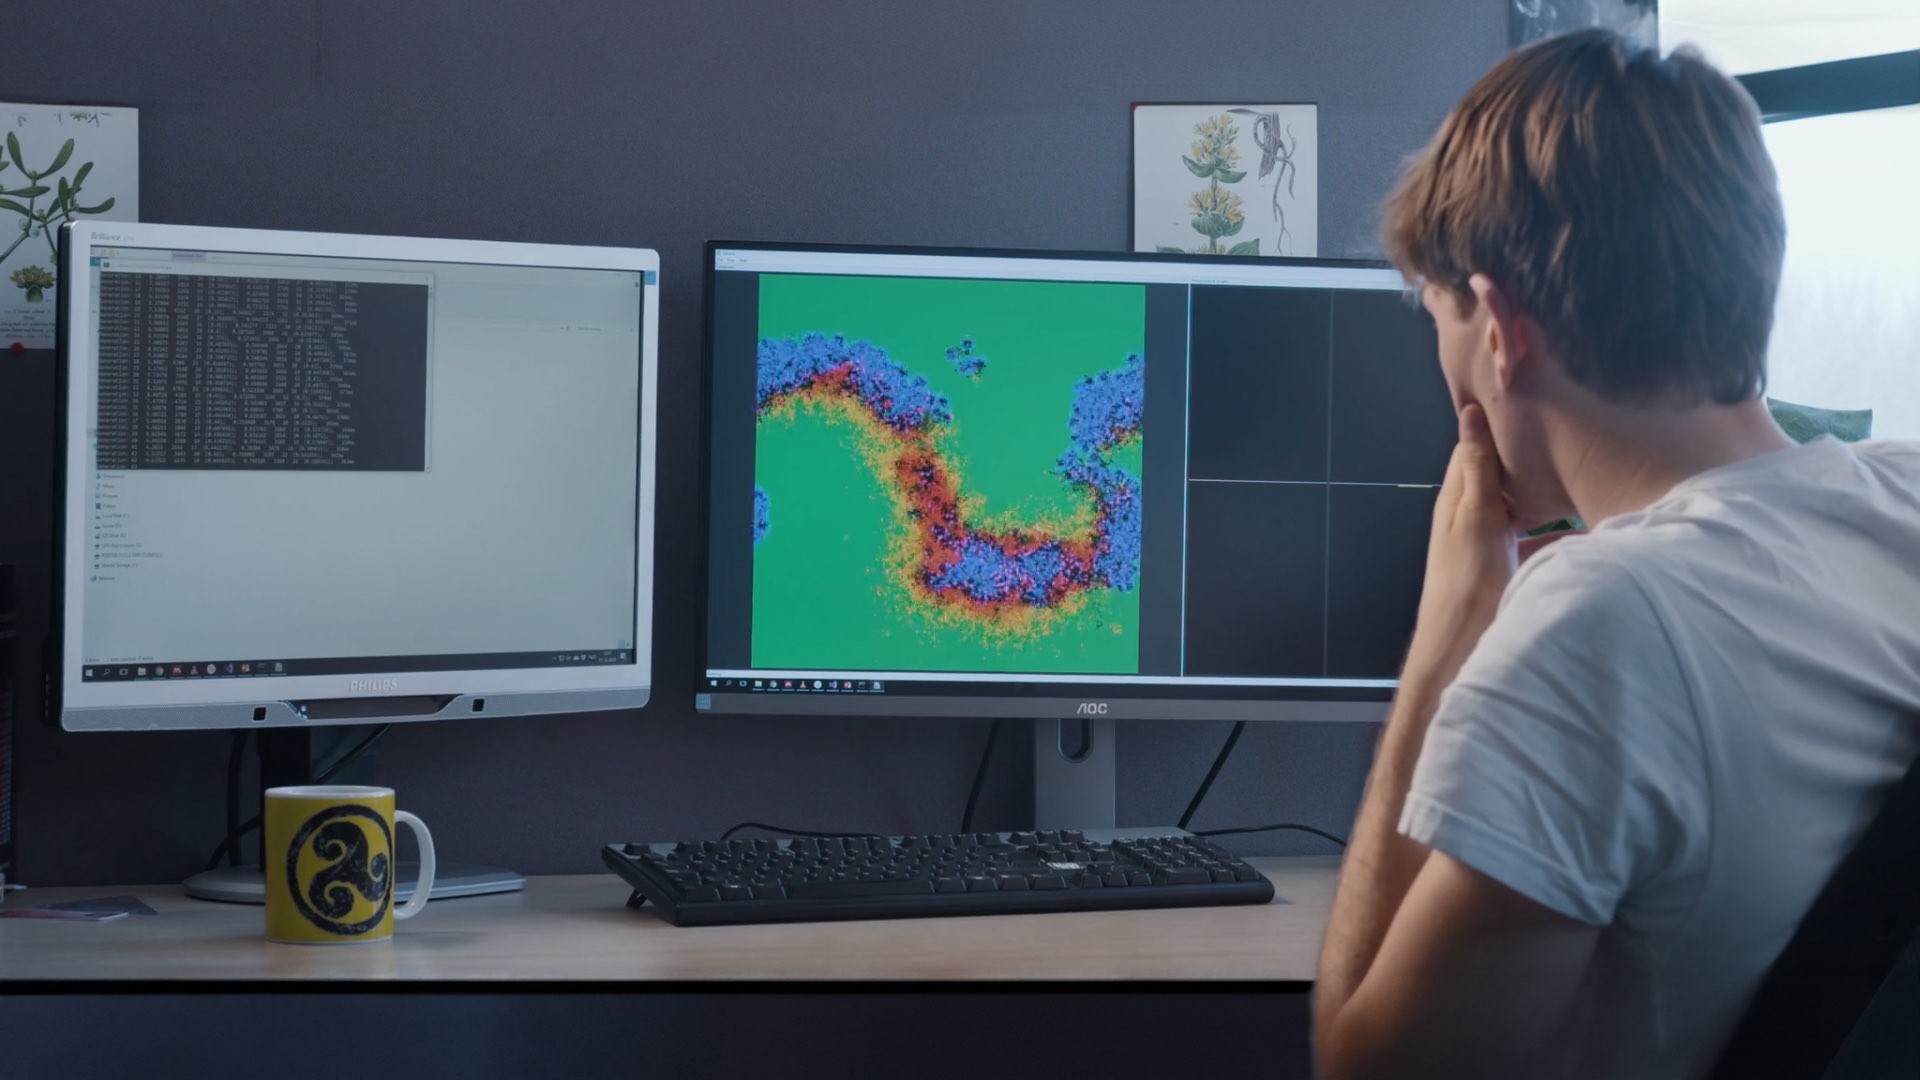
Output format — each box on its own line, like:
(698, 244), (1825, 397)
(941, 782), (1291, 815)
(0, 856), (1338, 981)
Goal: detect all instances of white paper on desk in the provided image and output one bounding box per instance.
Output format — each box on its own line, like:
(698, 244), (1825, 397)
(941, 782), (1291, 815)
(0, 102), (140, 350)
(46, 893), (159, 916)
(0, 907), (129, 921)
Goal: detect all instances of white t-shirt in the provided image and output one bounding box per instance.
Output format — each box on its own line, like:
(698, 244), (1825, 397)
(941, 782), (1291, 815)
(1399, 436), (1920, 1080)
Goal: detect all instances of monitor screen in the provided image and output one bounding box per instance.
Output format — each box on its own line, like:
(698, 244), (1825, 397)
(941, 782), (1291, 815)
(55, 222), (660, 731)
(700, 243), (1453, 720)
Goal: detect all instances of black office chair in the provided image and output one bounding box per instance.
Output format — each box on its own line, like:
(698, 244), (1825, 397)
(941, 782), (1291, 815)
(1708, 746), (1920, 1079)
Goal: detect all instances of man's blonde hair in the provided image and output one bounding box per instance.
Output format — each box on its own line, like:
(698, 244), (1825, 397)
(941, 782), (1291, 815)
(1383, 29), (1785, 405)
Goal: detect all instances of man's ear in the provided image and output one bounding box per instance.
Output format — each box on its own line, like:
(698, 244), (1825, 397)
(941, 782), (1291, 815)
(1468, 273), (1533, 392)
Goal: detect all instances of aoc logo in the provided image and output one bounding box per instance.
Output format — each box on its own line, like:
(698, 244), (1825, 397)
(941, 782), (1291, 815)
(1075, 702), (1109, 715)
(351, 677), (399, 693)
(285, 806), (394, 935)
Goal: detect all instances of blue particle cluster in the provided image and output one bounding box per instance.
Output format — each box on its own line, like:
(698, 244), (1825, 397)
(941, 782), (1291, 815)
(1094, 476), (1141, 590)
(927, 535), (1080, 607)
(758, 333), (952, 433)
(1065, 352), (1145, 456)
(1056, 352), (1144, 592)
(752, 485), (770, 547)
(944, 335), (988, 379)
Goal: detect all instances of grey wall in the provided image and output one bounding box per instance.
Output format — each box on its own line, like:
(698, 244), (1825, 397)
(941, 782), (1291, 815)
(0, 1), (1503, 887)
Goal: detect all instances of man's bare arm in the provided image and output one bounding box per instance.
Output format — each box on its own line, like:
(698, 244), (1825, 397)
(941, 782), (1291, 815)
(1313, 671), (1447, 1026)
(1313, 402), (1600, 1076)
(1316, 403), (1514, 1019)
(1320, 851), (1601, 1079)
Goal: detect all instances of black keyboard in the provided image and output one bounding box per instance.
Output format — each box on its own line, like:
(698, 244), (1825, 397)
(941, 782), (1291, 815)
(602, 827), (1274, 926)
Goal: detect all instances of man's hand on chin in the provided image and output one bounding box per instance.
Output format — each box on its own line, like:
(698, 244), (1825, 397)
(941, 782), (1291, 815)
(1402, 403), (1521, 693)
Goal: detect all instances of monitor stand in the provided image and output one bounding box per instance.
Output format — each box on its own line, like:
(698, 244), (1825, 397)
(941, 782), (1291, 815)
(1033, 716), (1117, 829)
(183, 724), (524, 904)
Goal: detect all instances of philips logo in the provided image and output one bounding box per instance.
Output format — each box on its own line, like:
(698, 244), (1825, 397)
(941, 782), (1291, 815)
(350, 678), (399, 693)
(92, 231), (123, 241)
(1075, 702), (1109, 715)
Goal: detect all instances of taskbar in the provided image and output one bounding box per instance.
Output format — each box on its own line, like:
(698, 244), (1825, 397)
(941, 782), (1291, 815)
(711, 675), (890, 694)
(83, 648), (635, 682)
(702, 672), (1394, 704)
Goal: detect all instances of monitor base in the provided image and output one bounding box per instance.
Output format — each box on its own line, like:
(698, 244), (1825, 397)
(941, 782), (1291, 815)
(182, 861), (524, 905)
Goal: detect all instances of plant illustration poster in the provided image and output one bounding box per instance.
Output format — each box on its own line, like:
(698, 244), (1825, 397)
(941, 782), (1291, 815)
(0, 102), (139, 350)
(1133, 103), (1316, 258)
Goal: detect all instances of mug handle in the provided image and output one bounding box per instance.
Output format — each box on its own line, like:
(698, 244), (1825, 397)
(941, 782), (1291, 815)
(393, 810), (436, 921)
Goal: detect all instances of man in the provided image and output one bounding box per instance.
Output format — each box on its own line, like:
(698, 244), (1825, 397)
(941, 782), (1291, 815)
(1312, 28), (1920, 1080)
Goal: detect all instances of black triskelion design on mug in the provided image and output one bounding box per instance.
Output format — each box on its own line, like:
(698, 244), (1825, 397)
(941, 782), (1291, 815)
(285, 805), (395, 935)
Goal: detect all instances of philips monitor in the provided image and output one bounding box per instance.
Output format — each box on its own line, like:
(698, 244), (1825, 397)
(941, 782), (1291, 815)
(699, 243), (1452, 723)
(53, 221), (659, 897)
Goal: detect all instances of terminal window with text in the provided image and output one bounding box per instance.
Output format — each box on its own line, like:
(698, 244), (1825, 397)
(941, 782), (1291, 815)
(702, 245), (1455, 713)
(58, 225), (659, 729)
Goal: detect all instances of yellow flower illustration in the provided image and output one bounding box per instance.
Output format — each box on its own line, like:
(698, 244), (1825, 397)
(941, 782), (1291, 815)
(1164, 110), (1258, 256)
(1187, 185), (1245, 226)
(1189, 115), (1242, 170)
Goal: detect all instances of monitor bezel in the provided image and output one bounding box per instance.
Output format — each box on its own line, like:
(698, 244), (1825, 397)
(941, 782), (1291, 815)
(52, 220), (661, 731)
(697, 239), (1425, 719)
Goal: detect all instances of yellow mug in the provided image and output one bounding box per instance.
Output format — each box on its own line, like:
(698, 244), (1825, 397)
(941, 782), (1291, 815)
(263, 785), (436, 945)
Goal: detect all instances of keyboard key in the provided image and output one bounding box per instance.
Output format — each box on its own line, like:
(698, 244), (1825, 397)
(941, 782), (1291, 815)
(790, 878), (932, 899)
(1026, 874), (1067, 890)
(935, 877), (967, 893)
(1157, 867), (1212, 886)
(994, 874), (1029, 891)
(964, 876), (998, 892)
(719, 884), (753, 901)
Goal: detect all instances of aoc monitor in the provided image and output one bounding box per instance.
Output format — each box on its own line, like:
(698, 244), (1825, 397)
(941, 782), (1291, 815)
(699, 242), (1452, 723)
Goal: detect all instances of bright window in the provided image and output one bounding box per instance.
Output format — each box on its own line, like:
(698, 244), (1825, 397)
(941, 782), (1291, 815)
(1662, 1), (1920, 439)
